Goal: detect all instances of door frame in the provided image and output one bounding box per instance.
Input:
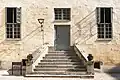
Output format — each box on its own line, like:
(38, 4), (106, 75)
(54, 25), (71, 51)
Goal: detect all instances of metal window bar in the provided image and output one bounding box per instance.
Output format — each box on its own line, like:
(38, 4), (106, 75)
(97, 7), (112, 39)
(6, 23), (20, 39)
(55, 8), (70, 20)
(97, 23), (112, 39)
(6, 7), (21, 39)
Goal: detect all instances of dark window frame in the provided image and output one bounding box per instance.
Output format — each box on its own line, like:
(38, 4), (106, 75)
(54, 8), (71, 21)
(5, 7), (21, 40)
(96, 7), (113, 40)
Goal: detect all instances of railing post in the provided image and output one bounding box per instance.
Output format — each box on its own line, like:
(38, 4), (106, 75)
(26, 61), (33, 74)
(87, 61), (94, 75)
(26, 54), (33, 74)
(86, 54), (94, 75)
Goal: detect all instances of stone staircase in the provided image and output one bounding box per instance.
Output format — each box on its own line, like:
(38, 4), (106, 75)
(26, 47), (94, 78)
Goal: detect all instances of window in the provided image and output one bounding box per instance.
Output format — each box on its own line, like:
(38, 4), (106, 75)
(54, 8), (70, 20)
(96, 7), (112, 39)
(6, 7), (21, 39)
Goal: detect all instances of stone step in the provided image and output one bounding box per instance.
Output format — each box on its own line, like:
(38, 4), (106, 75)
(43, 56), (80, 59)
(35, 65), (86, 68)
(34, 68), (86, 71)
(38, 62), (83, 65)
(48, 51), (73, 53)
(25, 74), (94, 78)
(48, 46), (74, 51)
(41, 59), (82, 62)
(45, 53), (78, 56)
(32, 71), (87, 75)
(48, 50), (74, 53)
(43, 58), (81, 60)
(48, 52), (76, 55)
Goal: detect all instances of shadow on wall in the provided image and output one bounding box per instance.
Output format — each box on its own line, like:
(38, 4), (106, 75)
(72, 9), (97, 44)
(0, 20), (44, 66)
(6, 46), (43, 76)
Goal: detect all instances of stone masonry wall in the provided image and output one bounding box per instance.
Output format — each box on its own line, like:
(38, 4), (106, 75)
(0, 0), (120, 69)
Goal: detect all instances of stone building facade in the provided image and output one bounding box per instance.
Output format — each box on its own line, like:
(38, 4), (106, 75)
(0, 0), (120, 69)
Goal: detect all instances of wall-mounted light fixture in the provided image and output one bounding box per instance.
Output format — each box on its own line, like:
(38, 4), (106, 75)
(38, 19), (44, 31)
(38, 18), (44, 44)
(38, 19), (44, 24)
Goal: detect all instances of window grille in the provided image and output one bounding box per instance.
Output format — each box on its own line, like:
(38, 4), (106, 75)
(6, 7), (21, 39)
(96, 7), (112, 39)
(54, 8), (70, 21)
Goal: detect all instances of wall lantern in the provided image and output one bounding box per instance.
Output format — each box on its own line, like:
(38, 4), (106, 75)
(38, 18), (44, 44)
(38, 19), (44, 24)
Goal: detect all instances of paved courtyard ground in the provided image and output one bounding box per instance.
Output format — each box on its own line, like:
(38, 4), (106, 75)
(0, 70), (120, 80)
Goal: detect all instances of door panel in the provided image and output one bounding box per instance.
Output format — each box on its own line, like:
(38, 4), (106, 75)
(55, 25), (70, 51)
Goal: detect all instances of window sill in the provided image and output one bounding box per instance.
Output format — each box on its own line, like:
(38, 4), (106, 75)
(4, 38), (22, 45)
(96, 38), (112, 41)
(5, 38), (21, 41)
(54, 20), (71, 23)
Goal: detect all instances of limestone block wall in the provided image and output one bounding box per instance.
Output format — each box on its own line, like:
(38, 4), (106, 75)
(0, 0), (54, 69)
(77, 44), (120, 66)
(72, 0), (120, 66)
(0, 0), (120, 69)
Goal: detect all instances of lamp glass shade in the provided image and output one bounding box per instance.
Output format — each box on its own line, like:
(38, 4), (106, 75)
(38, 19), (44, 24)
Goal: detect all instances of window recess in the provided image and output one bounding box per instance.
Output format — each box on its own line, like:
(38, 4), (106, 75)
(54, 8), (71, 21)
(96, 7), (113, 39)
(6, 7), (21, 39)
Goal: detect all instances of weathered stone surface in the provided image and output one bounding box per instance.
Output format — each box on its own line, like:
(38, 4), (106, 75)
(0, 0), (120, 69)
